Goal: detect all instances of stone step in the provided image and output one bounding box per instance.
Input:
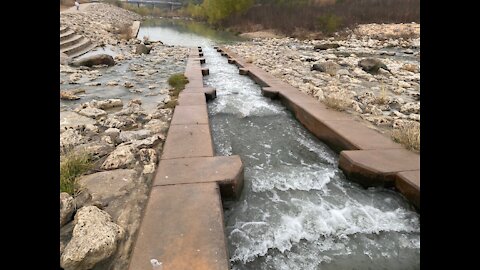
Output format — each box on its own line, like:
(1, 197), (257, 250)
(60, 30), (76, 42)
(128, 183), (230, 270)
(60, 35), (84, 50)
(153, 156), (244, 199)
(338, 148), (420, 187)
(60, 26), (70, 34)
(61, 39), (95, 58)
(161, 124), (214, 160)
(68, 42), (97, 59)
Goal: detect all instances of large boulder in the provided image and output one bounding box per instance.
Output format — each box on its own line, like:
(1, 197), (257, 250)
(135, 44), (152, 55)
(60, 192), (75, 227)
(77, 169), (136, 204)
(60, 206), (124, 270)
(358, 58), (391, 73)
(71, 54), (115, 67)
(311, 61), (340, 75)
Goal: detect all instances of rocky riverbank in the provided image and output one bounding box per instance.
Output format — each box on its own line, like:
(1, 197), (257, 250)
(60, 3), (142, 46)
(60, 4), (189, 270)
(226, 23), (420, 151)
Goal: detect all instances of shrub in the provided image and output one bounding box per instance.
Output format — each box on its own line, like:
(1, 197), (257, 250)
(163, 100), (178, 109)
(120, 23), (134, 40)
(317, 13), (343, 35)
(374, 84), (390, 105)
(391, 121), (420, 151)
(323, 94), (351, 111)
(168, 73), (189, 91)
(60, 151), (93, 195)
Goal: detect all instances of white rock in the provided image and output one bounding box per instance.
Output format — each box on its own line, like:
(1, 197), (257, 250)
(78, 107), (107, 119)
(101, 145), (136, 170)
(60, 192), (75, 227)
(60, 206), (124, 270)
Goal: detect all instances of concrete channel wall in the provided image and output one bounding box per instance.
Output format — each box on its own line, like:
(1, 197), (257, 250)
(128, 47), (244, 270)
(131, 21), (141, 39)
(217, 46), (420, 211)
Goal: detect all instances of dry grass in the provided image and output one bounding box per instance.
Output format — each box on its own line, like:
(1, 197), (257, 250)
(391, 121), (420, 152)
(60, 151), (93, 195)
(111, 23), (134, 40)
(374, 85), (390, 105)
(119, 23), (134, 40)
(402, 64), (419, 73)
(163, 100), (178, 109)
(323, 94), (351, 111)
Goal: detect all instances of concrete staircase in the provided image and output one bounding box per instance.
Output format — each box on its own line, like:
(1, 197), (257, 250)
(60, 25), (96, 58)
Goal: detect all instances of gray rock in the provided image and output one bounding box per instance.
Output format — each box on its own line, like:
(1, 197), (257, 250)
(380, 51), (396, 56)
(60, 90), (81, 100)
(78, 107), (107, 119)
(95, 99), (123, 110)
(74, 189), (92, 210)
(101, 145), (136, 170)
(144, 119), (168, 134)
(135, 44), (152, 55)
(118, 129), (152, 143)
(128, 135), (163, 149)
(60, 206), (124, 270)
(311, 61), (340, 75)
(337, 69), (350, 76)
(98, 115), (136, 129)
(71, 54), (115, 67)
(400, 102), (420, 114)
(73, 141), (115, 160)
(77, 169), (137, 204)
(105, 128), (121, 140)
(60, 129), (86, 152)
(138, 148), (157, 165)
(358, 58), (391, 73)
(314, 43), (340, 51)
(60, 192), (75, 227)
(123, 81), (134, 88)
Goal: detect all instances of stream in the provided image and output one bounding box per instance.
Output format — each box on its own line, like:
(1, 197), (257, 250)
(137, 19), (420, 270)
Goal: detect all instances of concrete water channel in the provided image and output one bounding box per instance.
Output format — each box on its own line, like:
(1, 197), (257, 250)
(135, 19), (420, 270)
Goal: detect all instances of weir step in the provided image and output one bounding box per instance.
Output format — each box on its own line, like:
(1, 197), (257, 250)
(60, 30), (76, 42)
(60, 26), (70, 34)
(60, 35), (84, 50)
(61, 39), (95, 58)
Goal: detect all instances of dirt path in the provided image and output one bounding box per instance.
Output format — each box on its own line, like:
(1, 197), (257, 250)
(61, 2), (93, 13)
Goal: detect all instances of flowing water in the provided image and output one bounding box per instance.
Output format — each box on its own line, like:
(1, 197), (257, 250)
(141, 19), (420, 270)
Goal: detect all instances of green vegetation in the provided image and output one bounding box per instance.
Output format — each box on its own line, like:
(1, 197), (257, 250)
(60, 151), (93, 195)
(163, 73), (189, 109)
(317, 13), (343, 35)
(168, 73), (189, 92)
(186, 0), (254, 24)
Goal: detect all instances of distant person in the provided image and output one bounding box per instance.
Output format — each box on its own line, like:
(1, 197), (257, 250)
(75, 1), (80, 11)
